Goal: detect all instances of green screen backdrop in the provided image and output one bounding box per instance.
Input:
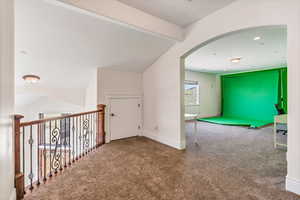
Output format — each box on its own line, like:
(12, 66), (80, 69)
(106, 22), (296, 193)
(198, 68), (287, 128)
(222, 69), (279, 122)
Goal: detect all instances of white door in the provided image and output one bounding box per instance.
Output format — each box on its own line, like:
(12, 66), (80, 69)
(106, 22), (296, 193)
(110, 97), (142, 141)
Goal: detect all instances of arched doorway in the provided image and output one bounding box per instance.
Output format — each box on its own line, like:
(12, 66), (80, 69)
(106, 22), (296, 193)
(180, 25), (288, 190)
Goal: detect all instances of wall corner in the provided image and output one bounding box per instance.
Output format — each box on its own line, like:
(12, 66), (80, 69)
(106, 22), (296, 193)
(286, 176), (300, 195)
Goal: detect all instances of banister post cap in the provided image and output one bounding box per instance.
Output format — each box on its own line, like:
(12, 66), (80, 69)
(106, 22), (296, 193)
(14, 115), (24, 120)
(97, 104), (106, 109)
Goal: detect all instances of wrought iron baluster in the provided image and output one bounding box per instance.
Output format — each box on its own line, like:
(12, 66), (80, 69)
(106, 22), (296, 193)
(86, 115), (91, 153)
(92, 114), (94, 150)
(43, 121), (47, 182)
(95, 112), (97, 148)
(94, 113), (96, 148)
(91, 114), (94, 150)
(36, 125), (40, 186)
(49, 121), (52, 177)
(79, 115), (82, 158)
(22, 126), (26, 194)
(89, 114), (91, 152)
(68, 117), (71, 165)
(87, 114), (89, 152)
(64, 118), (67, 168)
(82, 115), (85, 156)
(86, 114), (88, 155)
(76, 116), (78, 161)
(29, 125), (34, 191)
(91, 113), (94, 150)
(72, 117), (75, 163)
(83, 115), (89, 155)
(96, 112), (99, 147)
(95, 113), (97, 149)
(51, 120), (61, 174)
(81, 115), (85, 156)
(86, 114), (89, 154)
(82, 115), (84, 156)
(58, 120), (63, 171)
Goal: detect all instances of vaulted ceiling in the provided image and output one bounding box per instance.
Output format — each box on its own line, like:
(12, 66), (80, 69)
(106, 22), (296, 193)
(15, 0), (174, 90)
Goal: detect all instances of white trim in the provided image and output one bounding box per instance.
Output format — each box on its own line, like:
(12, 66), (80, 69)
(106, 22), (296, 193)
(142, 130), (184, 150)
(286, 176), (300, 195)
(9, 188), (16, 200)
(105, 96), (143, 143)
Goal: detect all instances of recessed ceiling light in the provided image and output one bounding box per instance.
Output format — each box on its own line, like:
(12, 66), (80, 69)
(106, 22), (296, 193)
(254, 36), (261, 41)
(23, 74), (40, 83)
(230, 57), (242, 63)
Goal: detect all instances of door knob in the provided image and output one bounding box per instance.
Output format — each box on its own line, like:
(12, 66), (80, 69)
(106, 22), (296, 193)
(110, 113), (115, 117)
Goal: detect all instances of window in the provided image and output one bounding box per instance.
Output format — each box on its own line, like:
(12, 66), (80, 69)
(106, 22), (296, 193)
(184, 80), (199, 105)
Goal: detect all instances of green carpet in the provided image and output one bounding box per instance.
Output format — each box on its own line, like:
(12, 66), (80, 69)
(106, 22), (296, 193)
(197, 117), (272, 128)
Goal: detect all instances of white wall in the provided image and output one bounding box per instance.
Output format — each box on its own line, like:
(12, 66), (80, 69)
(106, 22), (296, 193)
(0, 1), (15, 200)
(97, 68), (143, 104)
(16, 86), (86, 108)
(185, 70), (220, 118)
(85, 69), (98, 111)
(143, 58), (181, 148)
(143, 0), (300, 194)
(17, 97), (84, 121)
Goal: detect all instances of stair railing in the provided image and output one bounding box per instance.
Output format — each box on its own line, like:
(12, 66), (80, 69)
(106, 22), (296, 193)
(13, 104), (105, 200)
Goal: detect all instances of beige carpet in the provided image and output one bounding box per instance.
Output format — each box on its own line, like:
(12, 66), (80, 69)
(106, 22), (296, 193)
(24, 122), (300, 200)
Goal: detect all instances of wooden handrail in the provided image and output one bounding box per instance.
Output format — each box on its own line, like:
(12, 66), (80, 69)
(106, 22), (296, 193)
(14, 104), (106, 200)
(20, 108), (104, 127)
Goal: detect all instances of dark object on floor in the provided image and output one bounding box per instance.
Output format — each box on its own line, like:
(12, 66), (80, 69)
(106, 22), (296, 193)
(276, 123), (287, 135)
(275, 104), (285, 115)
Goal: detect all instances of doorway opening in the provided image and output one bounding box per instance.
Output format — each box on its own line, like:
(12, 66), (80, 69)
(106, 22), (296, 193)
(183, 25), (288, 190)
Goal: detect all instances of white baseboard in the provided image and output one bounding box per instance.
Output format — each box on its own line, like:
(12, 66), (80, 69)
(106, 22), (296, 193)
(142, 130), (184, 150)
(286, 176), (300, 195)
(9, 188), (16, 200)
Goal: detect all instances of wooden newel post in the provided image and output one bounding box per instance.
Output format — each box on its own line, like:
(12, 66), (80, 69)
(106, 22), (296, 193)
(14, 115), (24, 200)
(97, 104), (106, 147)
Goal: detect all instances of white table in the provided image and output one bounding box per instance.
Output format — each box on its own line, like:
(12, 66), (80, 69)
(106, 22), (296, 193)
(274, 114), (287, 148)
(185, 113), (198, 121)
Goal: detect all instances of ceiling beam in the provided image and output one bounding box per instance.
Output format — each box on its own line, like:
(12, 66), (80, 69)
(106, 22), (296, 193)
(48, 0), (184, 41)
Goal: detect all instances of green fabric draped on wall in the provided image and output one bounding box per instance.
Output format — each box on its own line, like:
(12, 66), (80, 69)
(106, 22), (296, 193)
(280, 68), (288, 113)
(198, 68), (287, 128)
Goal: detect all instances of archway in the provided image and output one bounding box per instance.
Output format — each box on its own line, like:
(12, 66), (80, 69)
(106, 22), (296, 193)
(180, 25), (288, 190)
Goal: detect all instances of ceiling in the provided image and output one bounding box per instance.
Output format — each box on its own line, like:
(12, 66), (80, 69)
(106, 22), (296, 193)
(117, 0), (236, 27)
(15, 0), (174, 89)
(185, 26), (287, 74)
